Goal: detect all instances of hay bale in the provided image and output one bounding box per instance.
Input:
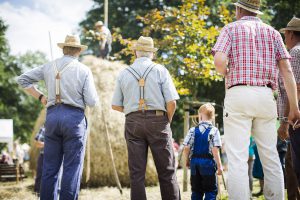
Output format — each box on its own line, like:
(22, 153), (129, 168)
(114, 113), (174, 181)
(30, 56), (158, 187)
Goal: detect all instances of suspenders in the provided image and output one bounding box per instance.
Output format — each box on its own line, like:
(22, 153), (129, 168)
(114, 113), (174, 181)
(126, 63), (156, 111)
(53, 60), (75, 104)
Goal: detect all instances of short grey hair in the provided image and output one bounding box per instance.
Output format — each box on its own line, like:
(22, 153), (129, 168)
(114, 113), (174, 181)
(135, 50), (154, 59)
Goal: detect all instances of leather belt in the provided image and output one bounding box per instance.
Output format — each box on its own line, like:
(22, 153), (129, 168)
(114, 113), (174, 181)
(192, 153), (213, 159)
(126, 110), (166, 117)
(228, 83), (272, 90)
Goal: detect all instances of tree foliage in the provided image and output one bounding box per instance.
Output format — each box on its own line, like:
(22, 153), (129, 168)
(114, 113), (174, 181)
(79, 0), (181, 60)
(0, 18), (47, 144)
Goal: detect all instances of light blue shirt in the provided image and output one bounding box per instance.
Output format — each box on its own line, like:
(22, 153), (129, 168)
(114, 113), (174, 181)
(17, 55), (99, 109)
(112, 57), (179, 115)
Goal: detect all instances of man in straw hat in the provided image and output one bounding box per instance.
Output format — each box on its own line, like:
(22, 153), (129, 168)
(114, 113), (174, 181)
(212, 0), (300, 199)
(90, 20), (112, 59)
(278, 17), (300, 197)
(112, 36), (181, 200)
(18, 35), (98, 199)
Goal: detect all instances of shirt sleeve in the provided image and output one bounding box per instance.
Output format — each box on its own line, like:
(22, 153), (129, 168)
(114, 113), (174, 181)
(211, 26), (232, 56)
(82, 69), (99, 107)
(17, 65), (45, 88)
(290, 48), (300, 84)
(112, 74), (124, 106)
(161, 68), (180, 103)
(212, 128), (222, 147)
(183, 127), (195, 147)
(274, 31), (291, 61)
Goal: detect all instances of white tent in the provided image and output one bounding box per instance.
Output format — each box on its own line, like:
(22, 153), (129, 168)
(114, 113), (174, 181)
(0, 119), (13, 152)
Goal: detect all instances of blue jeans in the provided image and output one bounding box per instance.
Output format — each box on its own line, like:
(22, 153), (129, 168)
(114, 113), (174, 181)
(40, 104), (87, 200)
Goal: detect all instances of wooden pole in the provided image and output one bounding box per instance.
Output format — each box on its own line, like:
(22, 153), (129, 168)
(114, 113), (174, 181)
(183, 104), (190, 192)
(48, 31), (53, 61)
(104, 0), (108, 27)
(85, 108), (91, 184)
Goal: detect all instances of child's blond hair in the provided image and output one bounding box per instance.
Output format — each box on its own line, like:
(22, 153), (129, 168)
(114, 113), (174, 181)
(198, 103), (215, 120)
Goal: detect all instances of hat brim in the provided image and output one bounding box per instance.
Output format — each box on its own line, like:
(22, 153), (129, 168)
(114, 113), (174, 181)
(57, 43), (88, 51)
(131, 45), (158, 52)
(279, 27), (300, 33)
(234, 2), (263, 15)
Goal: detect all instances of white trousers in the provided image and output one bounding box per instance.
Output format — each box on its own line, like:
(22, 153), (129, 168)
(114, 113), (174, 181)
(224, 86), (284, 200)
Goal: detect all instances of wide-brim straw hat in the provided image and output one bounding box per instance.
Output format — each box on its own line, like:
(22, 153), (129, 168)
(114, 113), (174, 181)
(280, 17), (300, 33)
(57, 35), (87, 51)
(131, 36), (158, 52)
(95, 21), (104, 27)
(234, 0), (263, 15)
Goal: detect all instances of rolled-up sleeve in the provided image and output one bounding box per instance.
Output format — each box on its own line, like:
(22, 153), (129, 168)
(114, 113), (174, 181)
(162, 68), (179, 103)
(183, 127), (195, 147)
(17, 65), (45, 88)
(211, 26), (232, 56)
(83, 69), (99, 107)
(112, 75), (124, 106)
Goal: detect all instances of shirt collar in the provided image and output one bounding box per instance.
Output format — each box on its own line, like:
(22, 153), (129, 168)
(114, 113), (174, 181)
(199, 121), (213, 126)
(134, 57), (152, 63)
(290, 42), (300, 52)
(63, 55), (78, 60)
(240, 16), (262, 22)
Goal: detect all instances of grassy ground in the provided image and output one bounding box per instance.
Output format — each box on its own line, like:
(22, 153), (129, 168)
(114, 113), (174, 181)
(0, 169), (268, 200)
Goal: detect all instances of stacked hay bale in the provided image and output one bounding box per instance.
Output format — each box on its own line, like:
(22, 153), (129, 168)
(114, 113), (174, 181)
(30, 56), (158, 187)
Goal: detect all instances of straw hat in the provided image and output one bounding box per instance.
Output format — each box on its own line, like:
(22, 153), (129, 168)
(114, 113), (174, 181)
(131, 36), (158, 52)
(95, 21), (104, 27)
(234, 0), (263, 15)
(57, 35), (87, 51)
(280, 17), (300, 33)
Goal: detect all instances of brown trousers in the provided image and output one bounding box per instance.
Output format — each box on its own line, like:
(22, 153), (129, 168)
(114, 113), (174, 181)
(285, 143), (300, 200)
(125, 111), (180, 200)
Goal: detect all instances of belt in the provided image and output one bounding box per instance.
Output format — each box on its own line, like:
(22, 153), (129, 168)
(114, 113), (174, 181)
(48, 103), (84, 112)
(126, 110), (166, 117)
(192, 153), (213, 159)
(228, 83), (272, 90)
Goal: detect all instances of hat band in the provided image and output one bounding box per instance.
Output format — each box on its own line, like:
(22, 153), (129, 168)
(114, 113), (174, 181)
(287, 26), (300, 29)
(238, 1), (260, 10)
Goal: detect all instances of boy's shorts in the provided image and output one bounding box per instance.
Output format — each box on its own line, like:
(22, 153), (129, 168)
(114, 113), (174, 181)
(191, 164), (217, 192)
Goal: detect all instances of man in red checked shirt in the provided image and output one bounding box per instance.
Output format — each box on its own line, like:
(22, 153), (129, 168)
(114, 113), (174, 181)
(212, 0), (300, 199)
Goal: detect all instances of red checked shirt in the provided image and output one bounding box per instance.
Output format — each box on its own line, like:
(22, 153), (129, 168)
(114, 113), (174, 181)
(212, 16), (291, 90)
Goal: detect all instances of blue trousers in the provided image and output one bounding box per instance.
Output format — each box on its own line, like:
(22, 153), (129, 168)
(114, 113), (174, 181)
(40, 104), (87, 200)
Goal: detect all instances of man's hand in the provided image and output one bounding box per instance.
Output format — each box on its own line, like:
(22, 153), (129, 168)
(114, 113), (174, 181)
(278, 122), (289, 140)
(288, 109), (300, 129)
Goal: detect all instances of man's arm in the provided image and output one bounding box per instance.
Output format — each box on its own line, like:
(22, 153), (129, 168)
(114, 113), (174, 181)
(112, 105), (124, 112)
(24, 87), (47, 106)
(166, 100), (176, 123)
(278, 59), (300, 123)
(214, 52), (228, 75)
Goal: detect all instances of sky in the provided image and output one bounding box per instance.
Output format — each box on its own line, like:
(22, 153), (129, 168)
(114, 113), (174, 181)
(0, 0), (94, 60)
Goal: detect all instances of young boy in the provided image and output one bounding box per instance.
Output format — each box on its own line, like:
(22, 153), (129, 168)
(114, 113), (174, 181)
(183, 103), (223, 200)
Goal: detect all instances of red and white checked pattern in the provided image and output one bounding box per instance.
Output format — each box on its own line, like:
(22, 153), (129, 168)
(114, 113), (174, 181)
(277, 44), (300, 118)
(212, 16), (291, 90)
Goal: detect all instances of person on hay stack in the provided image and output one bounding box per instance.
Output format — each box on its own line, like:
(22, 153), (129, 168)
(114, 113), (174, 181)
(17, 35), (98, 200)
(212, 0), (300, 199)
(90, 20), (112, 59)
(112, 36), (181, 200)
(277, 16), (300, 198)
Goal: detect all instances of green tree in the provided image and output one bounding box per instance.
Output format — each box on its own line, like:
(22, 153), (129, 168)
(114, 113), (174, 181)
(0, 18), (47, 144)
(267, 0), (300, 30)
(79, 0), (181, 60)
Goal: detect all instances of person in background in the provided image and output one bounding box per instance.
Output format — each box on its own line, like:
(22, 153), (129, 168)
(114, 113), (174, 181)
(34, 125), (45, 197)
(91, 20), (112, 59)
(183, 103), (223, 200)
(248, 136), (255, 195)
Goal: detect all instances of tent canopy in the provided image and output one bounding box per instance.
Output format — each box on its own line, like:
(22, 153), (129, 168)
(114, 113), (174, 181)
(0, 119), (13, 152)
